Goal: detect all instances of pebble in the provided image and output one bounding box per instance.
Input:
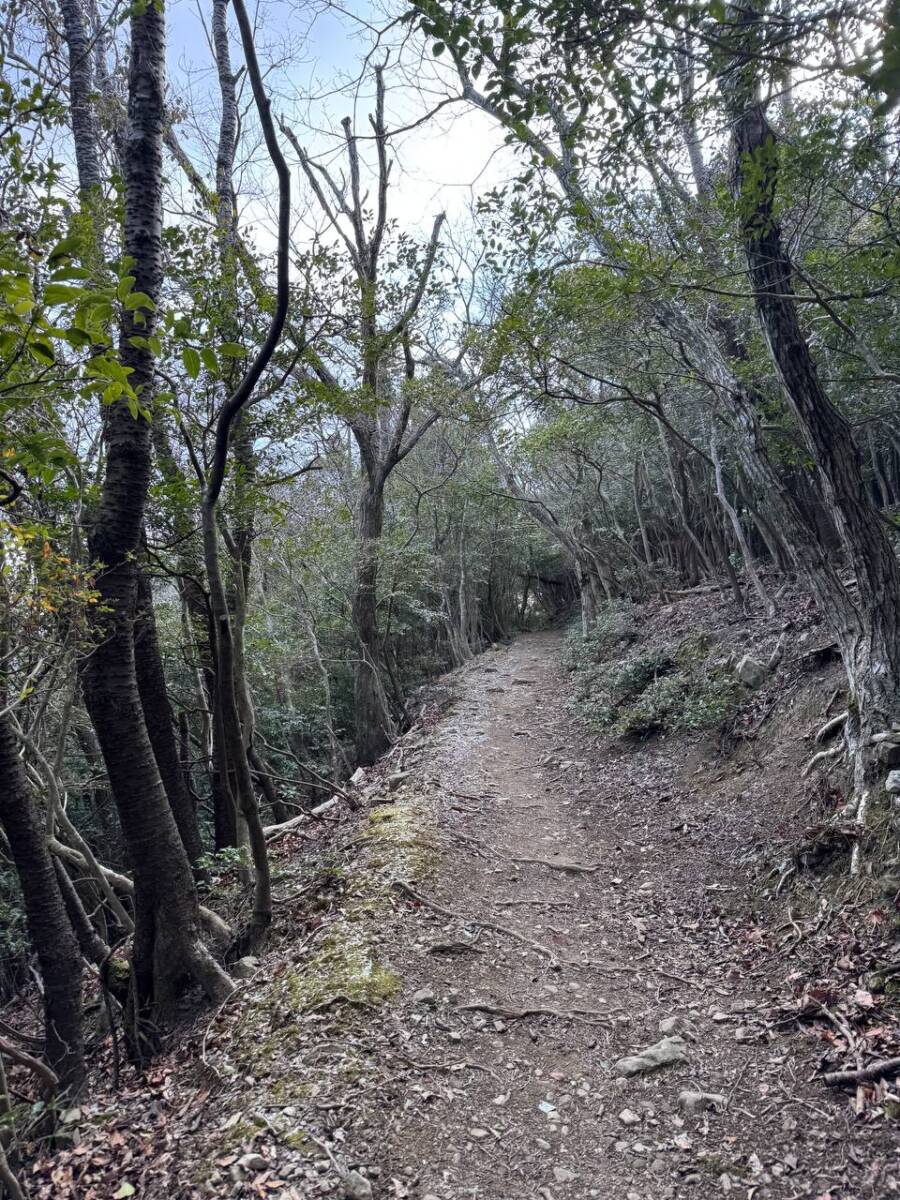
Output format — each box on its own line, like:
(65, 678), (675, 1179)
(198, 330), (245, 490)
(413, 987), (437, 1008)
(618, 1108), (642, 1126)
(343, 1170), (373, 1200)
(553, 1167), (577, 1183)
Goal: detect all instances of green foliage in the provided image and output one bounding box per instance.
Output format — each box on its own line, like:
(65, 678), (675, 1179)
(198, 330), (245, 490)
(567, 610), (740, 738)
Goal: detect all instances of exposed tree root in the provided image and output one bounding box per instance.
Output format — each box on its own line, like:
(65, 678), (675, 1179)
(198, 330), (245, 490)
(511, 857), (601, 874)
(822, 1057), (900, 1089)
(392, 880), (574, 967)
(801, 741), (845, 778)
(456, 1000), (613, 1025)
(814, 711), (848, 744)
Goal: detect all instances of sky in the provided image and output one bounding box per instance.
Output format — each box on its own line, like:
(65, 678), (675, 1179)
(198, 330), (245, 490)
(164, 0), (514, 246)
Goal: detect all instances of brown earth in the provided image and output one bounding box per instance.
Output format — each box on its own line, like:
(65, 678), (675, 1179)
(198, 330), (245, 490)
(24, 593), (900, 1200)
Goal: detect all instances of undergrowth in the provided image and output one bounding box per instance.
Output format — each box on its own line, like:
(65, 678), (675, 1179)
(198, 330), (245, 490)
(566, 613), (741, 736)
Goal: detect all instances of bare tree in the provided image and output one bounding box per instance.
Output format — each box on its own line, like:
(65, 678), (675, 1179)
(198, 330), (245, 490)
(284, 66), (445, 764)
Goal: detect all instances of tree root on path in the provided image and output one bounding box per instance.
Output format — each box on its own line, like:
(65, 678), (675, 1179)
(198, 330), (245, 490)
(392, 880), (574, 967)
(455, 1000), (613, 1025)
(822, 1057), (900, 1088)
(511, 857), (601, 874)
(392, 1051), (501, 1082)
(801, 740), (845, 778)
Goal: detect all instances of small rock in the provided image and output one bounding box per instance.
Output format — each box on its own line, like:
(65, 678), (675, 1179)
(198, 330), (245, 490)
(887, 770), (900, 794)
(618, 1108), (642, 1126)
(232, 956), (258, 980)
(678, 1089), (726, 1117)
(343, 1169), (373, 1200)
(613, 1036), (689, 1077)
(736, 654), (767, 688)
(469, 1127), (490, 1140)
(413, 987), (437, 1008)
(237, 1153), (268, 1174)
(658, 1015), (695, 1038)
(388, 771), (411, 792)
(350, 767), (366, 786)
(553, 1167), (577, 1183)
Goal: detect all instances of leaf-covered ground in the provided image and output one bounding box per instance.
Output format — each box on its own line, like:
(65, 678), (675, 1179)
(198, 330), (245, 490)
(20, 587), (900, 1198)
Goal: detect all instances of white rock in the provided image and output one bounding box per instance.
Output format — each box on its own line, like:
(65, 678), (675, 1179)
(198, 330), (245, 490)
(237, 1153), (268, 1174)
(886, 769), (900, 794)
(343, 1170), (373, 1200)
(613, 1036), (689, 1077)
(618, 1108), (642, 1126)
(678, 1089), (726, 1116)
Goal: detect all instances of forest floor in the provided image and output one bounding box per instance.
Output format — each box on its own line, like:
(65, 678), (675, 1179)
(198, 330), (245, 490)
(24, 590), (900, 1200)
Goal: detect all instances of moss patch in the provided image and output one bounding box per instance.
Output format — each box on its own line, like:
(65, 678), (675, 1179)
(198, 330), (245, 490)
(282, 924), (400, 1011)
(364, 796), (440, 881)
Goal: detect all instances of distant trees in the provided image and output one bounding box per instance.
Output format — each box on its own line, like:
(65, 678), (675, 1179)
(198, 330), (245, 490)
(411, 0), (900, 820)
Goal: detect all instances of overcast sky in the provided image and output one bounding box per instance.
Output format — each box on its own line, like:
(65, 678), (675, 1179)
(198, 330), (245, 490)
(164, 0), (514, 247)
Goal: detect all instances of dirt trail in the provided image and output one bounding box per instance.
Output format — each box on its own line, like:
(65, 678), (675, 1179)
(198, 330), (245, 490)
(375, 631), (885, 1200)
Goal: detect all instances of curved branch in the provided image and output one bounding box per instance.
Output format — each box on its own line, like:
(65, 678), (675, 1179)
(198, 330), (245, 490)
(203, 0), (291, 511)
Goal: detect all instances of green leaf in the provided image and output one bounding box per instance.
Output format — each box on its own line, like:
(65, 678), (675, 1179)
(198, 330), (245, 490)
(48, 234), (83, 265)
(182, 346), (201, 378)
(200, 347), (218, 374)
(124, 291), (154, 312)
(117, 275), (136, 301)
(113, 1185), (136, 1198)
(27, 339), (55, 364)
(432, 41), (446, 56)
(44, 283), (84, 306)
(218, 342), (245, 358)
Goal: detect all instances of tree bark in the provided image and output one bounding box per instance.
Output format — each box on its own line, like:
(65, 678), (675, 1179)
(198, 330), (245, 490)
(134, 568), (204, 866)
(81, 0), (232, 1025)
(724, 4), (900, 794)
(0, 712), (84, 1094)
(353, 480), (395, 765)
(58, 0), (103, 194)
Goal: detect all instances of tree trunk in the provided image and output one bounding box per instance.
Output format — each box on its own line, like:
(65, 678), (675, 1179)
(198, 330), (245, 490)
(58, 0), (103, 194)
(81, 0), (232, 1025)
(202, 500), (272, 953)
(0, 712), (84, 1094)
(353, 480), (395, 765)
(724, 9), (900, 763)
(134, 568), (204, 866)
(724, 7), (900, 795)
